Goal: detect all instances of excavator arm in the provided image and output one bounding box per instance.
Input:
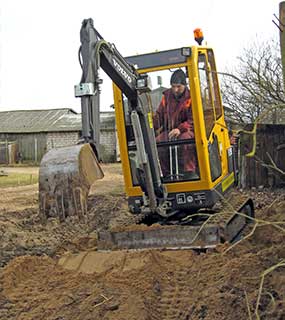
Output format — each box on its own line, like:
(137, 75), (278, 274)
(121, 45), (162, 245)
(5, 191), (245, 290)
(39, 18), (168, 221)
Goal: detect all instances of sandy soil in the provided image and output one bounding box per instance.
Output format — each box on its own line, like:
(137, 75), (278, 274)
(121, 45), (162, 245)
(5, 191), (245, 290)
(0, 164), (284, 319)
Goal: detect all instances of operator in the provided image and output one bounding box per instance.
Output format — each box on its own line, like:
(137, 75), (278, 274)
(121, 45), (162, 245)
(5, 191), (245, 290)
(153, 69), (197, 178)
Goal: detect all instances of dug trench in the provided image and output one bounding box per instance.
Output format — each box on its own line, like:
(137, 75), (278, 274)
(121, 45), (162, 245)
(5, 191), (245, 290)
(0, 164), (284, 319)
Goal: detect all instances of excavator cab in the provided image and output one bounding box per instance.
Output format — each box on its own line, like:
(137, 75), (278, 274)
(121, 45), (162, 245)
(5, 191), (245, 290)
(114, 47), (236, 216)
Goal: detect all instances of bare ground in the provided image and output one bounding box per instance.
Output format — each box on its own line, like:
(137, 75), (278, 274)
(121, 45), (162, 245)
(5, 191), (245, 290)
(0, 164), (284, 319)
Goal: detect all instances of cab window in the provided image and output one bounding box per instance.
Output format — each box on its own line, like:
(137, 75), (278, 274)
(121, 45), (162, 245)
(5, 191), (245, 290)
(208, 50), (223, 119)
(198, 54), (215, 138)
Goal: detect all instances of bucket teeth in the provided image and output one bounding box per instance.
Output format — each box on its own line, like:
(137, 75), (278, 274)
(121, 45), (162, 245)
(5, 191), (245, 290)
(39, 143), (103, 221)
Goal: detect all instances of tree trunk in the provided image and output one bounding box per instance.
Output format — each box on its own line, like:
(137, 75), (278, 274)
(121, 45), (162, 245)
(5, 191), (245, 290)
(279, 2), (285, 89)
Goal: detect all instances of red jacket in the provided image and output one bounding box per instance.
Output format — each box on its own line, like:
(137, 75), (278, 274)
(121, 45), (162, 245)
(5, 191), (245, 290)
(153, 88), (194, 137)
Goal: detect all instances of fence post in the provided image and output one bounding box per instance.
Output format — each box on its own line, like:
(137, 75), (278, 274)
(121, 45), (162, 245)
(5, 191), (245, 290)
(34, 137), (38, 163)
(5, 140), (8, 165)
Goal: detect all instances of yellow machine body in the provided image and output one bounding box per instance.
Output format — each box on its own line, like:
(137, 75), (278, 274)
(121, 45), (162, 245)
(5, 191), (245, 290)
(38, 21), (254, 249)
(113, 46), (235, 212)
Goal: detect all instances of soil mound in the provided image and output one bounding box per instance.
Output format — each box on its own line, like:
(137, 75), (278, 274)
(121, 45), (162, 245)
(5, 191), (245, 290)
(0, 192), (284, 319)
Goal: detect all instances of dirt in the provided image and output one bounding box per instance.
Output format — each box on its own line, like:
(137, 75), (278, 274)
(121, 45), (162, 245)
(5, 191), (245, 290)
(0, 164), (284, 319)
(0, 164), (128, 267)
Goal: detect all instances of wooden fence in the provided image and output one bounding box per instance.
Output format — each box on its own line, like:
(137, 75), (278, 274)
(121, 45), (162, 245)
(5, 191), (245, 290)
(239, 124), (285, 188)
(0, 141), (19, 164)
(0, 133), (47, 164)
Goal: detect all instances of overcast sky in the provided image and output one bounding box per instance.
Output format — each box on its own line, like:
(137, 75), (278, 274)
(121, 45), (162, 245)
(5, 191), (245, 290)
(0, 0), (281, 113)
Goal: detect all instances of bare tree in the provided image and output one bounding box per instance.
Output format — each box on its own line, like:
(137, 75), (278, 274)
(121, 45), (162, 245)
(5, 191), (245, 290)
(221, 37), (285, 123)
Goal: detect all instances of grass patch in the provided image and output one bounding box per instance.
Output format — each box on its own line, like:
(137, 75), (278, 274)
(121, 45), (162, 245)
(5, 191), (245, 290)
(0, 163), (40, 168)
(0, 173), (38, 188)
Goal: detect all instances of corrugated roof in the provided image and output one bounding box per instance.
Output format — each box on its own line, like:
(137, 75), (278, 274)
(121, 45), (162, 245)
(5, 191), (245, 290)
(0, 108), (82, 133)
(0, 108), (116, 133)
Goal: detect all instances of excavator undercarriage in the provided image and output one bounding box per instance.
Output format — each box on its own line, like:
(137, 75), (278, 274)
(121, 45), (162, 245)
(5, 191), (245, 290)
(97, 191), (254, 251)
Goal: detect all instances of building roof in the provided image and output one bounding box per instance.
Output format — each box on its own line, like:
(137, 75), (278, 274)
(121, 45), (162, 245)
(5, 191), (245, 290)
(0, 109), (82, 133)
(0, 109), (116, 133)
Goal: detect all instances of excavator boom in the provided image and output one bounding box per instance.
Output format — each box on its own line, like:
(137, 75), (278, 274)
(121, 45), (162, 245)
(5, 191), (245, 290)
(39, 18), (168, 220)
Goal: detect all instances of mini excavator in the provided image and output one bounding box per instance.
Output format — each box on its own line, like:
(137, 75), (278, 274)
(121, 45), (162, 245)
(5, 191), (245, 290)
(39, 20), (254, 250)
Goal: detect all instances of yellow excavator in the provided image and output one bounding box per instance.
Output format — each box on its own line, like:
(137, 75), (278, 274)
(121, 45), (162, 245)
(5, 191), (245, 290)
(39, 20), (253, 250)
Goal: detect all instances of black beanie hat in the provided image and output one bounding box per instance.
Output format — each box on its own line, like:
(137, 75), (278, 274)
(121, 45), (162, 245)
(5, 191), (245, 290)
(170, 69), (186, 85)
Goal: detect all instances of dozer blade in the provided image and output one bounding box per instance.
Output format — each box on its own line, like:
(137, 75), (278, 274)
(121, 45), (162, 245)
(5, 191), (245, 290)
(98, 224), (220, 251)
(39, 143), (103, 222)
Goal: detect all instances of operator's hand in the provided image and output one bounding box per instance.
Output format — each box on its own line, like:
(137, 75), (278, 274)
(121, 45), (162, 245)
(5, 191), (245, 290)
(230, 133), (239, 145)
(168, 128), (181, 139)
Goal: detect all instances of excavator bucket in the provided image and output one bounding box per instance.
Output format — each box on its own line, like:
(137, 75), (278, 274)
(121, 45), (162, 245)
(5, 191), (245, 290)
(39, 144), (103, 222)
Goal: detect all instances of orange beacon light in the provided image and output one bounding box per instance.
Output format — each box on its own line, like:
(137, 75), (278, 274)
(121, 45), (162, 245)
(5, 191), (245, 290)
(194, 28), (204, 45)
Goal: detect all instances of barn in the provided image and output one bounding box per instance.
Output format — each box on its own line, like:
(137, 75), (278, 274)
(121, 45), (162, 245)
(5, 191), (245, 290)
(0, 108), (117, 164)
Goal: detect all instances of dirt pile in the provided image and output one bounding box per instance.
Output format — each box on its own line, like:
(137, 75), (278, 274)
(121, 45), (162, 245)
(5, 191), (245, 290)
(0, 190), (284, 319)
(0, 193), (133, 267)
(0, 164), (126, 267)
(0, 165), (284, 319)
